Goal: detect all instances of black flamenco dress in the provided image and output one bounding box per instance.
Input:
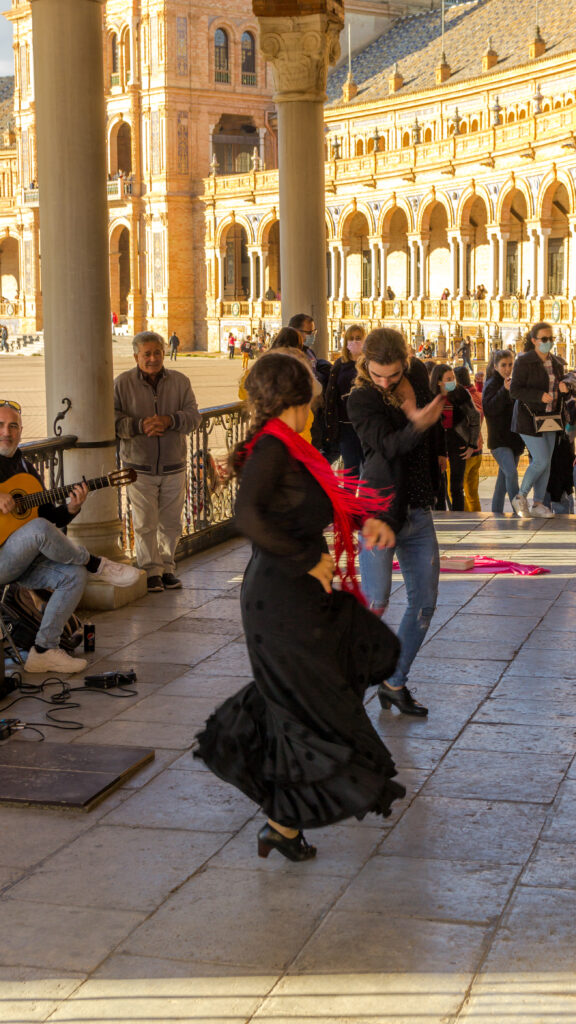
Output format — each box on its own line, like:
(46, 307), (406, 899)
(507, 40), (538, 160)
(194, 435), (406, 829)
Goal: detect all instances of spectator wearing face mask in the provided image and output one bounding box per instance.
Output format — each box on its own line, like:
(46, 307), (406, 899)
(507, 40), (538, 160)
(429, 363), (481, 512)
(509, 323), (570, 518)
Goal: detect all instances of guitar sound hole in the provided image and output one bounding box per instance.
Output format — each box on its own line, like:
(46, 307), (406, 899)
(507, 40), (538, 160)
(12, 491), (31, 520)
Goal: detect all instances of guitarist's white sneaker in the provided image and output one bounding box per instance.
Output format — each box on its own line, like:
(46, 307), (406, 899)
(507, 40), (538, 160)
(93, 558), (141, 587)
(25, 647), (88, 674)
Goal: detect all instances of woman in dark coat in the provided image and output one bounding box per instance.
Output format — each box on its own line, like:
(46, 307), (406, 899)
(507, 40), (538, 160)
(482, 348), (525, 513)
(430, 363), (481, 512)
(324, 324), (365, 474)
(195, 353), (405, 862)
(509, 322), (569, 518)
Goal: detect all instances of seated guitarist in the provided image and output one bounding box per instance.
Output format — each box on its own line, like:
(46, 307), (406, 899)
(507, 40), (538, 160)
(0, 400), (140, 674)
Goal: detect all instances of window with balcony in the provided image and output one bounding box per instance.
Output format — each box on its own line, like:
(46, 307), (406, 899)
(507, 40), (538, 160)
(215, 29), (230, 84)
(241, 32), (256, 86)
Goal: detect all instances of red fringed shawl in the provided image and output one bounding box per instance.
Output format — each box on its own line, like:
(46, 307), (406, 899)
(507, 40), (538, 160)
(243, 418), (391, 602)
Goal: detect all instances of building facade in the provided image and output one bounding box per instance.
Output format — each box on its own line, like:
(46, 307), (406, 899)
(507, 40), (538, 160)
(0, 0), (276, 345)
(203, 0), (576, 363)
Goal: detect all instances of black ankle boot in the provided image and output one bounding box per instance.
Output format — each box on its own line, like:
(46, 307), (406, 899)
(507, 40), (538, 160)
(257, 823), (317, 862)
(378, 683), (428, 717)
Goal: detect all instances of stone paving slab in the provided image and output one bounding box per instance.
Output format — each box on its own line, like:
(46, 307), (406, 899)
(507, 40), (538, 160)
(1, 510), (576, 1022)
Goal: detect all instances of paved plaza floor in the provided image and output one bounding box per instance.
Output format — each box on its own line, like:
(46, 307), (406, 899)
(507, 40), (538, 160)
(1, 505), (576, 1023)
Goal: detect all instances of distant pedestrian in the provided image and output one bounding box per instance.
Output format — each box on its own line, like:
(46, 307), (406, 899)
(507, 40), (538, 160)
(457, 337), (473, 373)
(169, 331), (180, 361)
(0, 324), (7, 352)
(241, 337), (252, 370)
(227, 334), (236, 359)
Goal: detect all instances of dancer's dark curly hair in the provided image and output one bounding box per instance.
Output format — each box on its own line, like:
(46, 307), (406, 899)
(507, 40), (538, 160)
(229, 352), (314, 476)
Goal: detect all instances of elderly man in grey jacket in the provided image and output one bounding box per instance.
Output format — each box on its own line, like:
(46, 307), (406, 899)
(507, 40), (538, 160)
(114, 332), (201, 592)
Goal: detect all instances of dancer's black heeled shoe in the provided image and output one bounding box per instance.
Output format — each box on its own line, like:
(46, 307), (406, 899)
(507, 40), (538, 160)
(257, 823), (317, 862)
(378, 683), (428, 717)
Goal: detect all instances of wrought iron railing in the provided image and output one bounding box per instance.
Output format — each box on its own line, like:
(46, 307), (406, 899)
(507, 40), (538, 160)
(21, 402), (249, 560)
(20, 435), (78, 490)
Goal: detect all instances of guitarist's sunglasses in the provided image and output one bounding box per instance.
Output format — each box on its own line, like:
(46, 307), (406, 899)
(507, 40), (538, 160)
(0, 400), (22, 412)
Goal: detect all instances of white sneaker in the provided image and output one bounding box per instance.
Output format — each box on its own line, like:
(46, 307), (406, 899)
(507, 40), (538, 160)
(531, 502), (555, 518)
(25, 647), (88, 674)
(511, 493), (530, 518)
(94, 557), (141, 587)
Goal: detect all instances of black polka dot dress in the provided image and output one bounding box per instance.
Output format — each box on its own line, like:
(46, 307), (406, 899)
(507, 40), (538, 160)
(194, 436), (405, 829)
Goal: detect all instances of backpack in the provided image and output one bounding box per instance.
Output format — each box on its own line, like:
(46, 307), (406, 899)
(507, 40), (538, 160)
(0, 583), (84, 654)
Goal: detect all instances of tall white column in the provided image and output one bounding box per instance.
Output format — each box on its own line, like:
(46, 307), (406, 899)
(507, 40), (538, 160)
(340, 244), (348, 300)
(31, 0), (122, 558)
(489, 233), (499, 299)
(418, 239), (428, 299)
(537, 229), (550, 299)
(379, 241), (388, 297)
(568, 223), (576, 299)
(218, 249), (225, 301)
(498, 232), (508, 298)
(248, 249), (258, 301)
(530, 229), (539, 299)
(458, 234), (468, 298)
(370, 241), (379, 300)
(259, 247), (267, 299)
(409, 239), (418, 299)
(329, 246), (338, 300)
(450, 235), (459, 297)
(257, 5), (344, 357)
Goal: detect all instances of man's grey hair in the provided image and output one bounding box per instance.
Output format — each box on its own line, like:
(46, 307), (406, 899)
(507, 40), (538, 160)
(132, 331), (166, 354)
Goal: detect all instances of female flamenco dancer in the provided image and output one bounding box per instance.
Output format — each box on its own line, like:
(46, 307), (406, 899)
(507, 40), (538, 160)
(194, 352), (406, 862)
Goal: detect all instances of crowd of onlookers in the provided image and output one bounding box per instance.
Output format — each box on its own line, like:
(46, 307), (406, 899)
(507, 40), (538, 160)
(244, 318), (576, 518)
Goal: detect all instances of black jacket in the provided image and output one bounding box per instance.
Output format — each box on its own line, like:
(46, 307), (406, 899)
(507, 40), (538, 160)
(347, 358), (443, 533)
(510, 350), (565, 437)
(441, 385), (481, 451)
(482, 372), (525, 454)
(324, 358), (358, 444)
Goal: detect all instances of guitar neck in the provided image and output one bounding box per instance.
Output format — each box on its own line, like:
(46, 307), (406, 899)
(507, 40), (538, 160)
(17, 476), (111, 512)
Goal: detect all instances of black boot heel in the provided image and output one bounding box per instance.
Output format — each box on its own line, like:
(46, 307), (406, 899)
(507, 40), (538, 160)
(377, 683), (428, 717)
(257, 823), (317, 862)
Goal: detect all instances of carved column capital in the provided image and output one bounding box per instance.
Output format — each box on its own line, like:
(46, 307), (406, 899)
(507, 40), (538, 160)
(257, 10), (344, 102)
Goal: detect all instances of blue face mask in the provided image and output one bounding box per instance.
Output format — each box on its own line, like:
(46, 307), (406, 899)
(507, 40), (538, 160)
(444, 380), (457, 393)
(538, 341), (553, 354)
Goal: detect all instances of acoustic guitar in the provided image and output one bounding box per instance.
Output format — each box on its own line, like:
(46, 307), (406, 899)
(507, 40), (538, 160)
(0, 468), (137, 546)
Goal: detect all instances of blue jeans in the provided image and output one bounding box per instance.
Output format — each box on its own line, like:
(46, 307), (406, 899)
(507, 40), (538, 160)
(519, 432), (557, 504)
(491, 447), (521, 512)
(0, 518), (88, 649)
(359, 507), (439, 687)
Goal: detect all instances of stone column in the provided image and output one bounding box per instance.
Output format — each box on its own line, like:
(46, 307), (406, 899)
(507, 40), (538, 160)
(409, 239), (419, 299)
(31, 0), (124, 560)
(537, 228), (550, 299)
(329, 246), (339, 300)
(218, 249), (225, 301)
(450, 234), (459, 297)
(370, 241), (379, 300)
(248, 248), (259, 301)
(259, 246), (268, 299)
(497, 231), (508, 298)
(130, 17), (139, 84)
(255, 1), (344, 357)
(458, 234), (468, 298)
(418, 238), (428, 299)
(489, 233), (499, 299)
(340, 244), (348, 300)
(568, 222), (576, 299)
(530, 228), (539, 299)
(379, 241), (388, 297)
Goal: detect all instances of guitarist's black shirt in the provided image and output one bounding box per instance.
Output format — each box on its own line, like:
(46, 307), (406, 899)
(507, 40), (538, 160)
(0, 452), (75, 529)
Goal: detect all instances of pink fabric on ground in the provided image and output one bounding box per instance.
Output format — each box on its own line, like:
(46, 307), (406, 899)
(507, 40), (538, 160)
(392, 556), (549, 576)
